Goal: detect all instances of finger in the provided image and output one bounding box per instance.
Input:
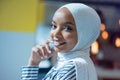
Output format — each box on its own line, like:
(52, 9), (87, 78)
(32, 47), (39, 54)
(45, 43), (52, 54)
(31, 47), (43, 63)
(39, 45), (50, 59)
(45, 39), (50, 44)
(35, 45), (45, 59)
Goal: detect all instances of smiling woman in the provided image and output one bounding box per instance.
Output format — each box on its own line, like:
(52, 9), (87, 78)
(21, 3), (100, 80)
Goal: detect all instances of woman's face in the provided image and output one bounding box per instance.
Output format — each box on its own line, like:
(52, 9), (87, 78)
(50, 8), (78, 52)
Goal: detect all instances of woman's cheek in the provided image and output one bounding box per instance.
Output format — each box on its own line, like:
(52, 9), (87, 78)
(50, 31), (54, 39)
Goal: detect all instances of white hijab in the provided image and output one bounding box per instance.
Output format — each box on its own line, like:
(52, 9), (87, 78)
(56, 3), (101, 80)
(59, 3), (100, 51)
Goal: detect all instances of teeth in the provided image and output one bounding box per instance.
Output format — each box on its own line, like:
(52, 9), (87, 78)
(54, 42), (60, 46)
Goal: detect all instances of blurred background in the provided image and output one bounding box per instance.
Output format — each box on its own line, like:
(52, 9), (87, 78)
(0, 0), (120, 80)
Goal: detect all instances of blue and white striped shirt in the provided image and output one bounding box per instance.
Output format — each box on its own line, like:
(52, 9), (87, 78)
(21, 61), (76, 80)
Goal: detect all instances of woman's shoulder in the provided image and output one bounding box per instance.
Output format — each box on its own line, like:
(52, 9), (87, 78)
(68, 58), (88, 68)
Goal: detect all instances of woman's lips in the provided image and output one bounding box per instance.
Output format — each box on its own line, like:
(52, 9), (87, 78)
(54, 41), (66, 46)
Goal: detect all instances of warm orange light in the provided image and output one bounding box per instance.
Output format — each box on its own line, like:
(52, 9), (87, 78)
(119, 19), (120, 25)
(115, 37), (120, 47)
(102, 31), (108, 40)
(100, 23), (106, 31)
(91, 41), (99, 55)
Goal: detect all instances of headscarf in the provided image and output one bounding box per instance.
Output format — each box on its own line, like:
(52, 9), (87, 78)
(59, 3), (100, 52)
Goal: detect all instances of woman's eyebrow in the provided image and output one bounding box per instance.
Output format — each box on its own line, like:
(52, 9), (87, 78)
(64, 21), (75, 25)
(52, 20), (74, 25)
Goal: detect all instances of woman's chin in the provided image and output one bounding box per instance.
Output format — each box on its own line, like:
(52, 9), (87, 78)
(54, 48), (65, 52)
(54, 47), (69, 53)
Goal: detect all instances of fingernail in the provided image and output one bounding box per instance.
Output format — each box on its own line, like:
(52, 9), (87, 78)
(48, 50), (51, 54)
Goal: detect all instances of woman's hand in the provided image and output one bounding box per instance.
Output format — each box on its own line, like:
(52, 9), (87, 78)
(28, 40), (56, 66)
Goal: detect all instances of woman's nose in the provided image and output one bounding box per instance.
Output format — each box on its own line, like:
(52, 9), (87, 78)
(53, 28), (61, 38)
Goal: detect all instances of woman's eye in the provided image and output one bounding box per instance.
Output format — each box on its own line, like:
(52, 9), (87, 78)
(64, 26), (73, 31)
(51, 24), (57, 30)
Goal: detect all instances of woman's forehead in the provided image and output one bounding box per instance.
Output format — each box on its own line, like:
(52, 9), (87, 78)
(53, 8), (75, 24)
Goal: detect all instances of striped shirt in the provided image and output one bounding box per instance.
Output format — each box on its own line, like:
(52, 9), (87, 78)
(21, 61), (76, 80)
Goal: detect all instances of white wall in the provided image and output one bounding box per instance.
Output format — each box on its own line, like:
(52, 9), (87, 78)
(0, 31), (35, 80)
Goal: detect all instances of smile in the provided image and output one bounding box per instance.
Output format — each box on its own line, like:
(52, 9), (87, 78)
(54, 41), (66, 46)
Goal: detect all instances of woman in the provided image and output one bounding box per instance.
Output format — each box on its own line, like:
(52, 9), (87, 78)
(21, 3), (100, 80)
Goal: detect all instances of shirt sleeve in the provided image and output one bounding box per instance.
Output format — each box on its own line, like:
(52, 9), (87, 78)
(21, 66), (39, 80)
